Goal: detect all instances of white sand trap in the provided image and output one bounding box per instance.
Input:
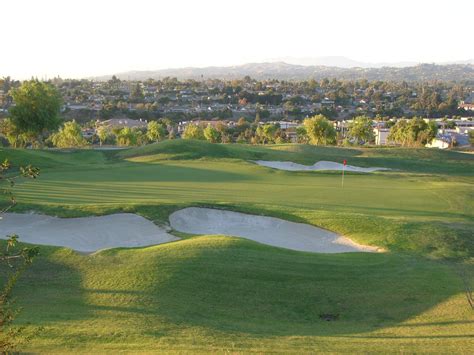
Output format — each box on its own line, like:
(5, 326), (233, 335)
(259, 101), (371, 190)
(169, 207), (378, 253)
(254, 160), (389, 172)
(0, 213), (179, 253)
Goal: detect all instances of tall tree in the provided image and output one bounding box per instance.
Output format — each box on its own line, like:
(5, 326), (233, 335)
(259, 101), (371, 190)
(130, 83), (144, 102)
(9, 80), (62, 144)
(303, 115), (336, 145)
(146, 121), (167, 142)
(255, 124), (277, 144)
(96, 126), (108, 147)
(116, 127), (138, 146)
(347, 116), (375, 145)
(203, 124), (221, 143)
(388, 117), (437, 147)
(49, 120), (87, 148)
(182, 123), (205, 140)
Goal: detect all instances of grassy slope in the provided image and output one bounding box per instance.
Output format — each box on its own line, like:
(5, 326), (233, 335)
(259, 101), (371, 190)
(1, 141), (473, 352)
(13, 239), (474, 353)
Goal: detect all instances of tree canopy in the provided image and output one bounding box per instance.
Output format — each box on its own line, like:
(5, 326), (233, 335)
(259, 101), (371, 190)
(117, 127), (139, 146)
(203, 124), (221, 143)
(348, 116), (375, 145)
(182, 123), (205, 140)
(146, 121), (167, 142)
(50, 120), (87, 148)
(9, 81), (62, 139)
(388, 117), (438, 146)
(303, 115), (336, 145)
(96, 126), (108, 146)
(255, 124), (278, 144)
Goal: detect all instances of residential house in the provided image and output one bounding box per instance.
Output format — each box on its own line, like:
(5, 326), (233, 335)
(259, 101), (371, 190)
(459, 92), (474, 111)
(373, 127), (391, 145)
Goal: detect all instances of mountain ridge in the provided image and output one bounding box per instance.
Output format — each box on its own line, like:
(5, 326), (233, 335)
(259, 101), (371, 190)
(93, 61), (474, 82)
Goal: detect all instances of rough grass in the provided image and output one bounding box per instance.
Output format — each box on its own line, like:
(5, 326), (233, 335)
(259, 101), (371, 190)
(1, 141), (473, 352)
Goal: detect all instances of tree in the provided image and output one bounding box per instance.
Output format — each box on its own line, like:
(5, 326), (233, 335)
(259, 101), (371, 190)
(0, 119), (30, 148)
(469, 130), (474, 146)
(50, 120), (87, 148)
(255, 124), (277, 144)
(135, 130), (147, 146)
(237, 117), (248, 127)
(146, 121), (167, 142)
(388, 117), (437, 147)
(116, 127), (138, 146)
(182, 123), (204, 140)
(347, 116), (374, 145)
(130, 83), (144, 102)
(9, 81), (62, 144)
(203, 124), (221, 143)
(296, 126), (309, 143)
(1, 159), (40, 352)
(303, 115), (336, 145)
(96, 125), (108, 147)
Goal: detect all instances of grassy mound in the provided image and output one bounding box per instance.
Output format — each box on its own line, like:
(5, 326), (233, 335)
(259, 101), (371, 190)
(10, 237), (473, 353)
(117, 140), (474, 175)
(117, 139), (236, 160)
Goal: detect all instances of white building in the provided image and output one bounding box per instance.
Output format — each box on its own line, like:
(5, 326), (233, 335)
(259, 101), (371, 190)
(373, 127), (390, 145)
(426, 138), (450, 149)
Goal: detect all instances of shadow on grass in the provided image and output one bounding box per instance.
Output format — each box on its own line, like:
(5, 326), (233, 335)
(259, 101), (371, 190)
(11, 239), (467, 340)
(139, 241), (466, 337)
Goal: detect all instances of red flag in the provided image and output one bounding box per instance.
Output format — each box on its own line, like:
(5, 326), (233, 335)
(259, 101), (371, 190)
(343, 160), (347, 166)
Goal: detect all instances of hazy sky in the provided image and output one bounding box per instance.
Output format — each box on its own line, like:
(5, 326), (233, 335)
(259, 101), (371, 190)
(2, 0), (472, 79)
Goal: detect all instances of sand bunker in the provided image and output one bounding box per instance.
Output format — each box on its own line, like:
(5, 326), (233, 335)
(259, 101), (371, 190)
(0, 213), (178, 253)
(254, 160), (389, 172)
(169, 207), (378, 253)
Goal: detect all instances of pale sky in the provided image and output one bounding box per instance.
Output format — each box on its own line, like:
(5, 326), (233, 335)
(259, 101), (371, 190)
(2, 0), (472, 79)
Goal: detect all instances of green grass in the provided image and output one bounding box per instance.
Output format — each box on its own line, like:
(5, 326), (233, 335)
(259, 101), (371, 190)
(1, 140), (473, 352)
(10, 238), (474, 353)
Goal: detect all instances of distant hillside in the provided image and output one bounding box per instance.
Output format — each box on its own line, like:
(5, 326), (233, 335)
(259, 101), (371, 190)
(268, 56), (419, 68)
(269, 56), (474, 68)
(95, 62), (474, 82)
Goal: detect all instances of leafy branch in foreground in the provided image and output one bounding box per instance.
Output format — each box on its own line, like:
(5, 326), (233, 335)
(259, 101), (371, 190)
(0, 159), (40, 352)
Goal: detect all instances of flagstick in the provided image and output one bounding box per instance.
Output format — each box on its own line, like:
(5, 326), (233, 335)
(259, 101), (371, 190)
(341, 164), (345, 188)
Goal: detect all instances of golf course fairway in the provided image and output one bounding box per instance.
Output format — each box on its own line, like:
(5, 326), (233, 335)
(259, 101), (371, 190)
(1, 140), (473, 353)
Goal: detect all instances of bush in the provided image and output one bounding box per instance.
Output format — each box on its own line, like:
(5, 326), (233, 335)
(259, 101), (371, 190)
(182, 123), (205, 140)
(50, 120), (88, 148)
(116, 127), (138, 146)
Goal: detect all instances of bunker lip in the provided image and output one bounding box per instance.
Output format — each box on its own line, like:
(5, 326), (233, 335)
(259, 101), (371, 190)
(254, 160), (390, 172)
(0, 213), (179, 253)
(169, 207), (380, 253)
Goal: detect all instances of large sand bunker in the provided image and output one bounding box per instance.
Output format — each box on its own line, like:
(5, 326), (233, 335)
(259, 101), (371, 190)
(0, 213), (178, 253)
(254, 160), (389, 172)
(169, 207), (378, 253)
